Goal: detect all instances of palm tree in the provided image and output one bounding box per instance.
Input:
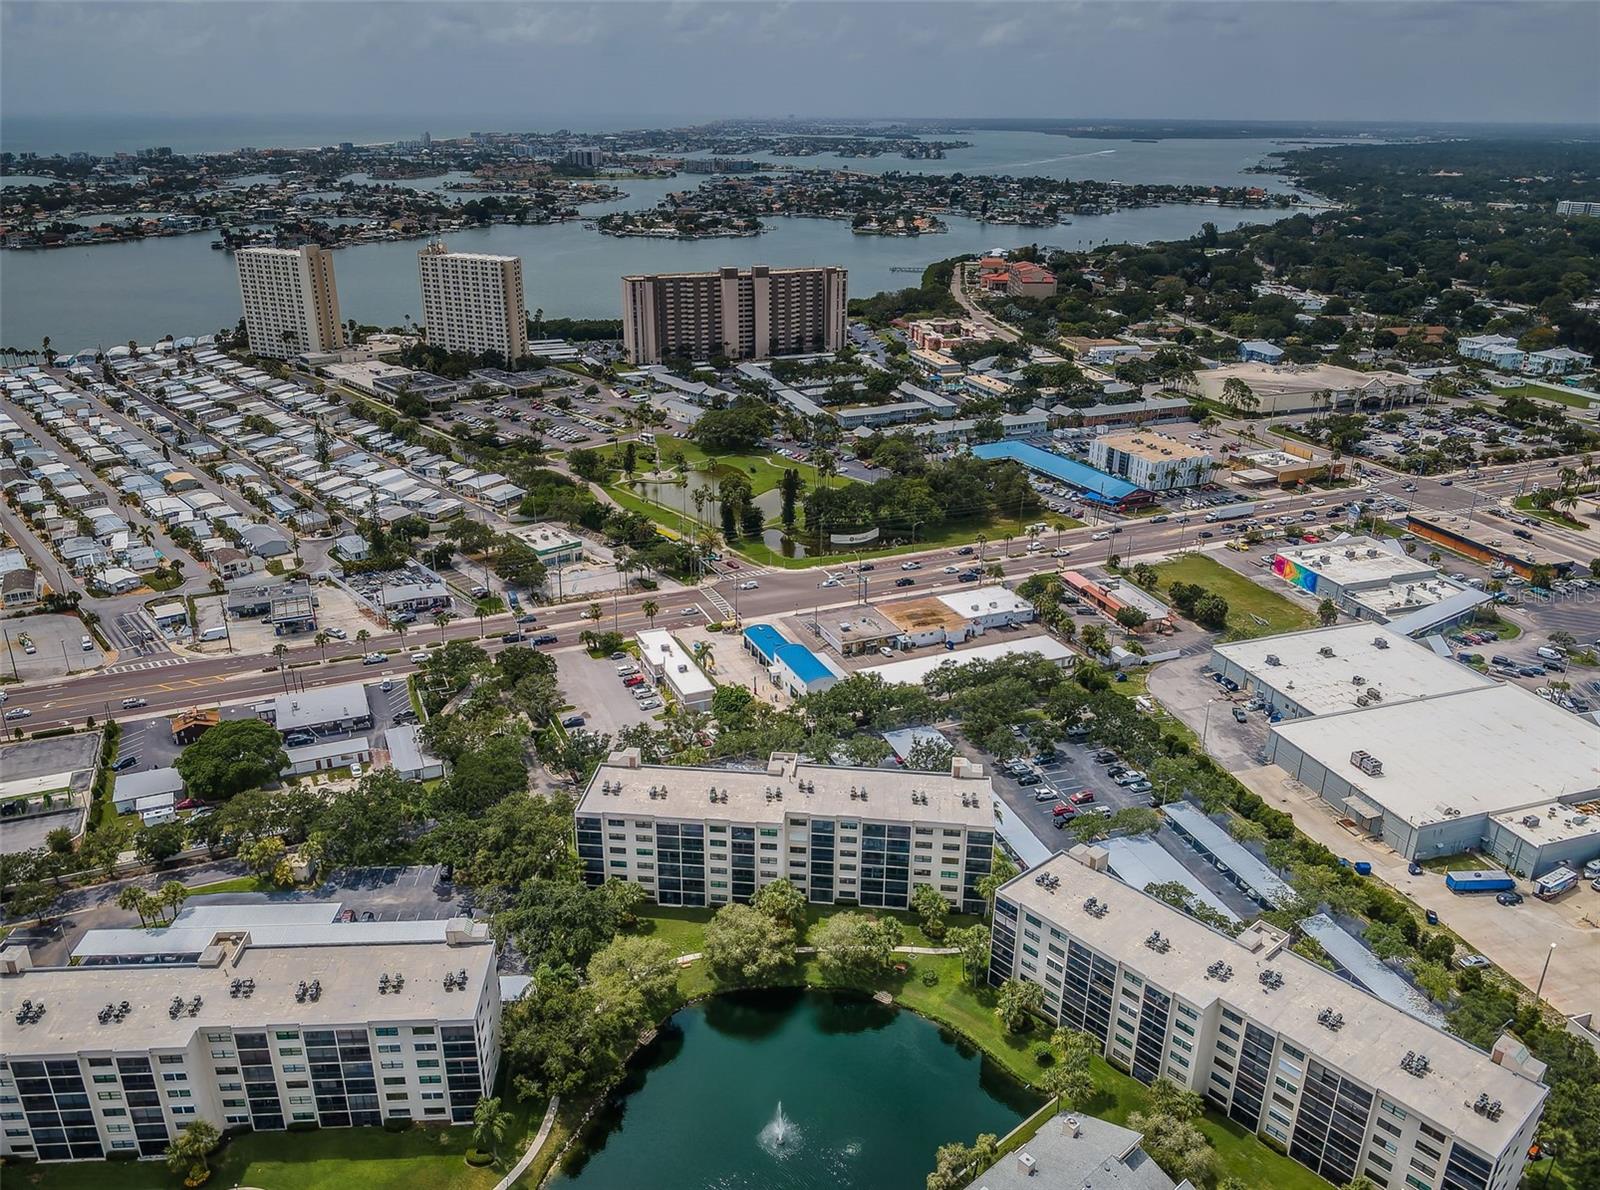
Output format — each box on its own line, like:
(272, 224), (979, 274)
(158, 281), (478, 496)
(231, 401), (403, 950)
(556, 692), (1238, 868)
(473, 597), (500, 638)
(313, 631), (330, 661)
(975, 532), (988, 561)
(471, 1096), (514, 1161)
(642, 598), (660, 627)
(586, 602), (602, 621)
(391, 618), (408, 646)
(272, 642), (289, 665)
(434, 611), (455, 642)
(985, 563), (1006, 585)
(116, 884), (151, 927)
(355, 629), (371, 647)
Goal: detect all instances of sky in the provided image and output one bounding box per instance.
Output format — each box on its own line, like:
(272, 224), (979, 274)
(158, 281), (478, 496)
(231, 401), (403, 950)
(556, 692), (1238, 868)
(3, 0), (1598, 130)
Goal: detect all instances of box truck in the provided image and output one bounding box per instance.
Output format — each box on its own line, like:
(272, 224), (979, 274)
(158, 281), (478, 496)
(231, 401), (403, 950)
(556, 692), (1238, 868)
(1534, 867), (1580, 901)
(1445, 868), (1516, 894)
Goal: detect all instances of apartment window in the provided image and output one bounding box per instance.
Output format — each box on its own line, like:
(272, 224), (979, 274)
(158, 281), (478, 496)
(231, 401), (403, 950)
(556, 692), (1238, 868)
(375, 1027), (399, 1037)
(419, 1076), (442, 1085)
(275, 1030), (300, 1041)
(92, 1074), (118, 1084)
(1418, 1122), (1447, 1144)
(416, 1060), (439, 1069)
(383, 1077), (407, 1087)
(1380, 1100), (1408, 1122)
(158, 1056), (185, 1066)
(377, 1045), (402, 1054)
(277, 1047), (302, 1057)
(1403, 1176), (1432, 1190)
(162, 1073), (187, 1083)
(96, 1092), (121, 1101)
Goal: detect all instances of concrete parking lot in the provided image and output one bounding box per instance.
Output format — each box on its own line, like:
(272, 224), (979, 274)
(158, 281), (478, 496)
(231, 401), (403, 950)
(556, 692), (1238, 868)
(1147, 653), (1270, 771)
(971, 728), (1260, 921)
(0, 613), (106, 680)
(555, 649), (659, 736)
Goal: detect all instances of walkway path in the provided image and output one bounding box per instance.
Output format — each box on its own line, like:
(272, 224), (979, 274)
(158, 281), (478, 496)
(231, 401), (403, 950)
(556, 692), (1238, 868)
(495, 1095), (561, 1190)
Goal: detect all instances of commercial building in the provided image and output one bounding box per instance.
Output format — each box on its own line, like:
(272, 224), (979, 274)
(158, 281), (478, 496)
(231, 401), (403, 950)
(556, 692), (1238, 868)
(877, 588), (1038, 648)
(511, 524), (584, 566)
(235, 246), (344, 359)
(282, 736), (371, 777)
(0, 918), (499, 1162)
(1230, 445), (1346, 487)
(1088, 432), (1214, 492)
(575, 748), (995, 912)
(741, 624), (840, 699)
(1195, 364), (1424, 414)
(262, 682), (374, 738)
(989, 852), (1549, 1190)
(858, 635), (1075, 687)
(111, 768), (185, 818)
(969, 441), (1153, 509)
(1405, 513), (1572, 581)
(1265, 684), (1600, 866)
(384, 724), (445, 782)
(1238, 339), (1285, 364)
(1556, 200), (1600, 217)
(635, 629), (715, 712)
(1210, 624), (1493, 722)
(417, 242), (528, 362)
(1268, 537), (1482, 626)
(621, 266), (847, 363)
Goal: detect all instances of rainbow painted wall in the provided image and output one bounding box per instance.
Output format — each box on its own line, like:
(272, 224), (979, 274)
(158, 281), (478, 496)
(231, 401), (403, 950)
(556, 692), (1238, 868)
(1272, 554), (1320, 594)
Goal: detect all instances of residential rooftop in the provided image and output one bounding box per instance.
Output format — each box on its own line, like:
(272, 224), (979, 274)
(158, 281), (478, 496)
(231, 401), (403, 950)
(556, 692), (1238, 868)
(1002, 853), (1547, 1157)
(0, 924), (494, 1056)
(1268, 684), (1600, 825)
(578, 749), (994, 825)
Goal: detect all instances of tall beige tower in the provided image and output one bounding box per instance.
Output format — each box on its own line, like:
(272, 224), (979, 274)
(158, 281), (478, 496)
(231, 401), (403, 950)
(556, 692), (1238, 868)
(235, 246), (344, 358)
(622, 265), (846, 364)
(418, 241), (528, 362)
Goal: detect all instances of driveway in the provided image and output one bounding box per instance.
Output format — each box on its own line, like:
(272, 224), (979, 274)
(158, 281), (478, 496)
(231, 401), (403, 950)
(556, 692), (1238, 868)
(1147, 653), (1269, 771)
(1232, 763), (1600, 1020)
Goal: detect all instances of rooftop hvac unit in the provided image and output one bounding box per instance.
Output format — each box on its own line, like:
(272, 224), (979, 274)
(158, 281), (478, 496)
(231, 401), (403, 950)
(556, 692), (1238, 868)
(1319, 646), (1335, 658)
(1345, 549), (1357, 559)
(1521, 815), (1540, 828)
(1366, 548), (1380, 558)
(1373, 637), (1389, 649)
(1264, 654), (1281, 666)
(1352, 675), (1366, 686)
(1350, 750), (1383, 776)
(1367, 687), (1383, 701)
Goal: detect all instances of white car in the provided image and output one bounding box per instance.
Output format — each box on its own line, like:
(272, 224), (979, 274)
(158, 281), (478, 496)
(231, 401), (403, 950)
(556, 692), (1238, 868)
(325, 626), (347, 640)
(410, 651), (430, 664)
(1091, 531), (1111, 541)
(737, 581), (758, 591)
(943, 564), (959, 573)
(819, 578), (841, 588)
(1051, 547), (1071, 557)
(5, 708), (31, 721)
(900, 561), (921, 571)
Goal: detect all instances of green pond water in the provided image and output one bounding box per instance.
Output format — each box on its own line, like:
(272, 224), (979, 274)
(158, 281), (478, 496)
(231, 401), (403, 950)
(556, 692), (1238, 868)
(549, 988), (1043, 1189)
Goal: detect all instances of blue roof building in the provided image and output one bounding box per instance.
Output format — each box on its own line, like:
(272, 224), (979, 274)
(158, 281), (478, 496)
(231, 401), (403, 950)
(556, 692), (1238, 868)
(743, 623), (788, 665)
(1239, 339), (1285, 364)
(743, 623), (840, 697)
(970, 440), (1148, 507)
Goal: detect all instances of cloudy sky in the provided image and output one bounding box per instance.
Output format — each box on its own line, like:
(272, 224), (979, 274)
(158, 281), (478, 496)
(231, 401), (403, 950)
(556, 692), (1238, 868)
(3, 1), (1597, 128)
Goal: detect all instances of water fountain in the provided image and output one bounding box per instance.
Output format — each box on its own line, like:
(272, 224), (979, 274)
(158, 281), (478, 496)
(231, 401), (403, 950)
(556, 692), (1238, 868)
(758, 1100), (798, 1157)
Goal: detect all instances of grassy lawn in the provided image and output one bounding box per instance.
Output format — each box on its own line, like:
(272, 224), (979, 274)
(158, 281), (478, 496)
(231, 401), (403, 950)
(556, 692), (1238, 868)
(603, 433), (830, 497)
(1148, 554), (1317, 640)
(1467, 612), (1521, 641)
(1492, 383), (1598, 409)
(187, 875), (272, 895)
(632, 902), (983, 956)
(1419, 851), (1493, 873)
(1511, 495), (1586, 530)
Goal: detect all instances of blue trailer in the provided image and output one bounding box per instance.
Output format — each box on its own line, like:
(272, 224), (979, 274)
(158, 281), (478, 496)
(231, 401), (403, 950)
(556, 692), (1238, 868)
(1445, 868), (1515, 894)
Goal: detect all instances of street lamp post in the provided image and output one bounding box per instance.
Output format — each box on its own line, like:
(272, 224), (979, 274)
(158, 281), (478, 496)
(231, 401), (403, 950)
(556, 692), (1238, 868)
(1535, 942), (1556, 1002)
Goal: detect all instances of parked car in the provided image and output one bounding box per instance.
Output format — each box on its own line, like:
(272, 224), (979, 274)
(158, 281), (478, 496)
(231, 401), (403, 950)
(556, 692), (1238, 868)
(1425, 909), (1440, 926)
(561, 715), (586, 729)
(325, 626), (347, 640)
(1407, 862), (1424, 876)
(1496, 891), (1524, 906)
(1016, 772), (1042, 787)
(1232, 706), (1248, 723)
(1125, 780), (1153, 794)
(1052, 803), (1076, 817)
(1456, 954), (1491, 970)
(112, 755), (140, 772)
(1070, 790), (1096, 805)
(624, 675), (645, 688)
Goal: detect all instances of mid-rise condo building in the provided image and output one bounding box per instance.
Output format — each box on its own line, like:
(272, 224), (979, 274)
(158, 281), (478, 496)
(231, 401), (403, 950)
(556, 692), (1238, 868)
(575, 749), (994, 912)
(989, 852), (1548, 1190)
(418, 242), (528, 362)
(621, 265), (847, 363)
(0, 919), (499, 1163)
(235, 246), (344, 359)
(1087, 431), (1215, 492)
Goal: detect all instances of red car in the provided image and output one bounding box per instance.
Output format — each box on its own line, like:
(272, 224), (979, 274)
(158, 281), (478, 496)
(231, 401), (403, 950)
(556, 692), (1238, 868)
(1301, 533), (1320, 543)
(1069, 790), (1096, 805)
(175, 798), (203, 811)
(623, 675), (645, 688)
(1052, 803), (1076, 817)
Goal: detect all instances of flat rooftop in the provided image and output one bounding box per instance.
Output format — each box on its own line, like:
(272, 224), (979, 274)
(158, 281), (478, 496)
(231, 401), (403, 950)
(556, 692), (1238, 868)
(859, 635), (1074, 686)
(636, 629), (714, 697)
(1002, 854), (1547, 1156)
(971, 441), (1141, 502)
(1269, 684), (1600, 825)
(578, 749), (994, 826)
(1488, 798), (1600, 848)
(1, 929), (494, 1057)
(1274, 537), (1435, 589)
(1213, 624), (1492, 716)
(1094, 430), (1212, 463)
(268, 681), (371, 730)
(880, 595), (970, 634)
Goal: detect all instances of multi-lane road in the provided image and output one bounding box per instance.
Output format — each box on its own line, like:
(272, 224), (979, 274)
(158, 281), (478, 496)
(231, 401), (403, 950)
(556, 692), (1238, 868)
(8, 445), (1596, 731)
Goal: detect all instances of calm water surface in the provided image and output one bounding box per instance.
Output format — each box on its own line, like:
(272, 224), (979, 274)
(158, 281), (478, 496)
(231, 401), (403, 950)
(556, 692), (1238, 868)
(548, 989), (1042, 1190)
(1, 129), (1332, 348)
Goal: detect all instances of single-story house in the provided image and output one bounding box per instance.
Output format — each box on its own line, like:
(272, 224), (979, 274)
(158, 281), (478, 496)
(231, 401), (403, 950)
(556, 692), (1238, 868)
(113, 767), (185, 815)
(384, 724), (445, 781)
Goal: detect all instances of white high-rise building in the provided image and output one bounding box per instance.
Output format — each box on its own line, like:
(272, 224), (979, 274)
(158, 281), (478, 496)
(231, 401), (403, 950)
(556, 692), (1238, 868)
(235, 246), (344, 359)
(622, 265), (847, 364)
(0, 916), (500, 1164)
(418, 242), (528, 362)
(989, 852), (1549, 1190)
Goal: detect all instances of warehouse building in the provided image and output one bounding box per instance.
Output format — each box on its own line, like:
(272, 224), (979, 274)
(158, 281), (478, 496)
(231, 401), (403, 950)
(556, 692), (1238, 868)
(1210, 624), (1493, 721)
(262, 682), (374, 737)
(0, 919), (498, 1163)
(576, 748), (995, 913)
(1270, 537), (1488, 628)
(990, 852), (1549, 1190)
(1265, 684), (1600, 866)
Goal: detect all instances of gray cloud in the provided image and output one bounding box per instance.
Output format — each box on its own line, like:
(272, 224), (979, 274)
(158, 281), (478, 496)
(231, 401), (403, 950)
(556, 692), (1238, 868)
(3, 1), (1597, 125)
